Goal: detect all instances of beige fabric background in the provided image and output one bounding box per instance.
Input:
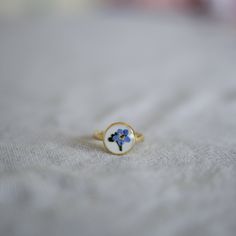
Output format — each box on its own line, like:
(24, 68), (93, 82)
(0, 13), (236, 236)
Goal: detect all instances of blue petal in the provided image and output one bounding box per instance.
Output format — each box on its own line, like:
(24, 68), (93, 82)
(112, 134), (119, 141)
(123, 129), (129, 136)
(124, 136), (131, 143)
(117, 140), (124, 146)
(117, 129), (123, 134)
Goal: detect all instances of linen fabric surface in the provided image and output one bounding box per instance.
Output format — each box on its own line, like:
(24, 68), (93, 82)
(0, 13), (236, 236)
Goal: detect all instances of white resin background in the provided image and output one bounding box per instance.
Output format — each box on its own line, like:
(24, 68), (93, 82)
(0, 13), (236, 236)
(103, 123), (135, 154)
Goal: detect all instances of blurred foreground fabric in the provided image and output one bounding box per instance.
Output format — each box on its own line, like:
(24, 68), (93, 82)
(0, 13), (236, 236)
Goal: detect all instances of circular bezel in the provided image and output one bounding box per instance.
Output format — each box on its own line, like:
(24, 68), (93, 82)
(103, 122), (136, 155)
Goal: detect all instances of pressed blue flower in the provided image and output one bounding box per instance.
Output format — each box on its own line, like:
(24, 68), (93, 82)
(112, 129), (131, 146)
(108, 128), (131, 152)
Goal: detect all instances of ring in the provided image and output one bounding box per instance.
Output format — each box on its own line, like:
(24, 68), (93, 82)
(93, 122), (144, 155)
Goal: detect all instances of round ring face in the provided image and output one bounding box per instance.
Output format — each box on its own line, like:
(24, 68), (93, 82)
(103, 122), (135, 155)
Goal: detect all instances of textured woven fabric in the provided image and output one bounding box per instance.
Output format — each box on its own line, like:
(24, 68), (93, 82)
(0, 14), (236, 236)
